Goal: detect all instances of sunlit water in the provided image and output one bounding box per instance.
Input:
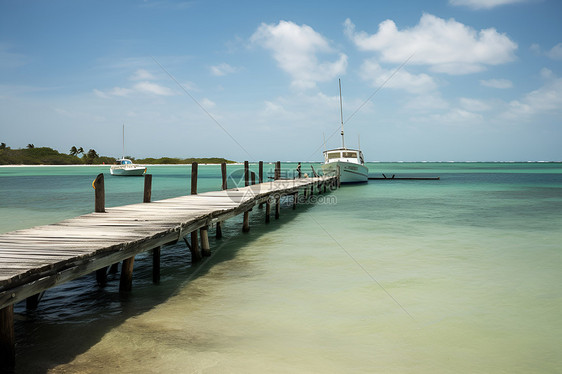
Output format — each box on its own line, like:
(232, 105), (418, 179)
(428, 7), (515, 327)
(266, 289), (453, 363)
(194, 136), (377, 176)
(1, 163), (561, 373)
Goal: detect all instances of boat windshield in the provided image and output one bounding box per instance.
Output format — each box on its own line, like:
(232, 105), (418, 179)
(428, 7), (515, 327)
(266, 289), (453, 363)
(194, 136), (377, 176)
(327, 152), (341, 160)
(120, 160), (132, 165)
(342, 151), (357, 158)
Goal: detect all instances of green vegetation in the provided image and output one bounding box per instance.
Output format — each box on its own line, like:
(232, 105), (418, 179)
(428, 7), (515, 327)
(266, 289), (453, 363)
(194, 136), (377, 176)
(136, 157), (236, 164)
(0, 143), (235, 165)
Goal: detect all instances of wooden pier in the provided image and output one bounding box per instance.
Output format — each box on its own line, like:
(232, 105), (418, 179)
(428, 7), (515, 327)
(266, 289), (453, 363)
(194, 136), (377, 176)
(0, 162), (338, 370)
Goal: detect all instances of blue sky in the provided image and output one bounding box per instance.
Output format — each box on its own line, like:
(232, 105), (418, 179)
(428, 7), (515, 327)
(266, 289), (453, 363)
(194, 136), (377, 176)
(1, 0), (561, 162)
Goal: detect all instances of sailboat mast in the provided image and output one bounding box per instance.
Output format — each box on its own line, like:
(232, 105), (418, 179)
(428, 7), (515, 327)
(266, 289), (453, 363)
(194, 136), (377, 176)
(122, 124), (125, 159)
(339, 79), (345, 149)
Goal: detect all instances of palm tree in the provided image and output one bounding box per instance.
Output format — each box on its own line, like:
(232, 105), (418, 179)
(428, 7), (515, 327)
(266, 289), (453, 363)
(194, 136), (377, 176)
(27, 144), (35, 149)
(69, 146), (78, 156)
(0, 143), (6, 150)
(77, 147), (84, 155)
(87, 149), (99, 159)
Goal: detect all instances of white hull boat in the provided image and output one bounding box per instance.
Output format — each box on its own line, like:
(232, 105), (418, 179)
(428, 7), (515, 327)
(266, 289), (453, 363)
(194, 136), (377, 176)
(321, 80), (369, 183)
(110, 159), (146, 176)
(321, 149), (368, 183)
(110, 124), (146, 176)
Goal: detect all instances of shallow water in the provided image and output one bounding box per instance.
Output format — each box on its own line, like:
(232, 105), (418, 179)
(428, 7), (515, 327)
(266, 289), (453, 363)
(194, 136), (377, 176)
(1, 163), (561, 373)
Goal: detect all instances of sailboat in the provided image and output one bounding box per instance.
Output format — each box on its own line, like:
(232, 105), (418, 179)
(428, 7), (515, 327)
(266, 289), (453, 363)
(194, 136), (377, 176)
(321, 80), (368, 183)
(110, 125), (147, 176)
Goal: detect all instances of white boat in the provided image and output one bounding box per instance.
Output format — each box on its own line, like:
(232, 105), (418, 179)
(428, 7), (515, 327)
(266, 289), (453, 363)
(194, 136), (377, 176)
(321, 80), (369, 183)
(110, 158), (146, 176)
(109, 124), (146, 176)
(322, 147), (368, 183)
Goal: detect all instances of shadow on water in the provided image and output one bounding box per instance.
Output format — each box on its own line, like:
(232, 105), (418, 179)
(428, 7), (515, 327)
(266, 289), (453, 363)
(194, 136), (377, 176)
(13, 194), (321, 373)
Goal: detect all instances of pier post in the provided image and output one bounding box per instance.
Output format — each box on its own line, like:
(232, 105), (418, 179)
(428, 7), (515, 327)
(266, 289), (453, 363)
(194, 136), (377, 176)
(275, 196), (280, 219)
(221, 162), (227, 190)
(293, 192), (297, 210)
(243, 211), (250, 232)
(93, 173), (105, 213)
(190, 231), (202, 262)
(251, 172), (256, 185)
(152, 247), (161, 284)
(265, 200), (271, 223)
(26, 292), (43, 309)
(275, 161), (281, 180)
(200, 226), (211, 256)
(143, 174), (152, 203)
(191, 162), (198, 195)
(244, 161), (249, 187)
(119, 256), (135, 292)
(259, 161), (263, 183)
(216, 222), (223, 239)
(96, 267), (108, 287)
(0, 305), (15, 371)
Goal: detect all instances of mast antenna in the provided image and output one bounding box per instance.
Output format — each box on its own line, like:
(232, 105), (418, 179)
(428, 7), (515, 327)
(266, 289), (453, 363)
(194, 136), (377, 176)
(339, 79), (345, 149)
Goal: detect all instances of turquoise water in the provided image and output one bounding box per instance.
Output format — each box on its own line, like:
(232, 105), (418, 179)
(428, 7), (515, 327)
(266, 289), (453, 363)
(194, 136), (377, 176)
(1, 163), (561, 373)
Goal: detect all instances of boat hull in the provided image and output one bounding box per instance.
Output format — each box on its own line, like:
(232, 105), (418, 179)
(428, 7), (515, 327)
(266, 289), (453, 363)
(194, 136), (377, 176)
(322, 161), (368, 183)
(110, 165), (146, 176)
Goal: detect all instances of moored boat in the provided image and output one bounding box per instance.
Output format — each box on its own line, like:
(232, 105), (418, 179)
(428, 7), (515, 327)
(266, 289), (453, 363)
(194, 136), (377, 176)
(110, 158), (146, 176)
(321, 80), (369, 183)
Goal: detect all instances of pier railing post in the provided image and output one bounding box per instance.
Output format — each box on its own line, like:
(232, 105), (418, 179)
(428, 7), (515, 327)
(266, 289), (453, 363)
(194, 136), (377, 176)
(244, 161), (249, 187)
(0, 305), (15, 371)
(275, 195), (280, 219)
(265, 200), (271, 223)
(243, 211), (250, 232)
(143, 174), (152, 203)
(191, 162), (198, 195)
(221, 162), (227, 190)
(93, 173), (105, 213)
(190, 231), (202, 262)
(275, 161), (281, 180)
(259, 161), (263, 183)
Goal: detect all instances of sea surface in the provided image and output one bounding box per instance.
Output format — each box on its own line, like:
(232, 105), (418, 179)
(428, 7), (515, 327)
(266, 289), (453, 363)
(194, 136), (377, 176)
(0, 162), (561, 373)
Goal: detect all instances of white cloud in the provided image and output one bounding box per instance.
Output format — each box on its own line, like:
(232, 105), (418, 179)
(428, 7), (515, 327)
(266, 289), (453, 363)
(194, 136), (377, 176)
(0, 43), (27, 69)
(345, 14), (517, 75)
(546, 43), (562, 61)
(210, 63), (238, 76)
(506, 74), (562, 117)
(94, 81), (173, 98)
(130, 69), (156, 81)
(251, 20), (347, 89)
(459, 97), (491, 111)
(480, 78), (513, 89)
(449, 0), (530, 10)
(360, 59), (437, 94)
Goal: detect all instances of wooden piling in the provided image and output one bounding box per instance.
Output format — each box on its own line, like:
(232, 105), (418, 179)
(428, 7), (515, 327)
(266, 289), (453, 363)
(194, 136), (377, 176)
(119, 256), (135, 292)
(152, 247), (161, 284)
(93, 173), (105, 213)
(190, 231), (202, 262)
(143, 174), (152, 203)
(0, 305), (15, 371)
(191, 162), (198, 195)
(200, 226), (211, 256)
(259, 161), (264, 183)
(243, 211), (250, 232)
(293, 192), (297, 210)
(265, 201), (271, 223)
(96, 266), (108, 287)
(221, 162), (227, 190)
(216, 222), (223, 239)
(251, 172), (256, 185)
(244, 161), (249, 187)
(275, 196), (280, 219)
(275, 161), (281, 180)
(26, 292), (43, 309)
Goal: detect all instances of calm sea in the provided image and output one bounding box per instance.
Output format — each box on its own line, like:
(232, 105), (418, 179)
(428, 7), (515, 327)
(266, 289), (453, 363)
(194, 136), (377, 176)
(1, 162), (561, 373)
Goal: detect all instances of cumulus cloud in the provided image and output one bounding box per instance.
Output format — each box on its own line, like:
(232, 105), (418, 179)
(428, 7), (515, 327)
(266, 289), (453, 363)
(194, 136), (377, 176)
(459, 97), (491, 111)
(94, 81), (173, 98)
(130, 69), (156, 81)
(480, 78), (513, 89)
(546, 43), (562, 61)
(210, 63), (238, 76)
(506, 73), (562, 117)
(449, 0), (530, 10)
(345, 14), (517, 75)
(251, 20), (347, 89)
(360, 59), (437, 94)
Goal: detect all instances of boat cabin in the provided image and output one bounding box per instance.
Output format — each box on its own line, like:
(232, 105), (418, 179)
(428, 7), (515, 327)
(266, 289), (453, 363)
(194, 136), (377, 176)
(115, 158), (134, 165)
(323, 148), (365, 165)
